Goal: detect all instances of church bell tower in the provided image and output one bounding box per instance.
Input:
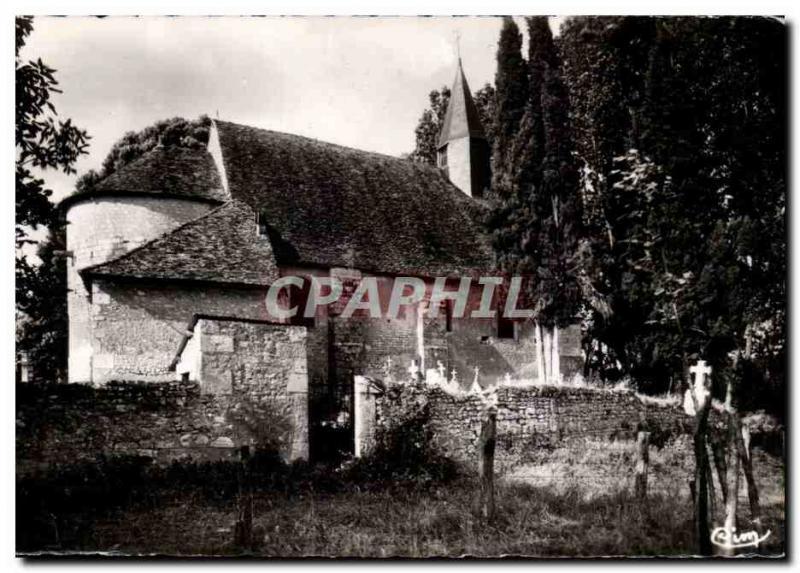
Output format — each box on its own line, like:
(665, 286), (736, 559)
(436, 59), (491, 198)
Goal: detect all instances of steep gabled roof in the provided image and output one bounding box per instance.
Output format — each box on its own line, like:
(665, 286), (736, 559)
(62, 147), (228, 208)
(83, 201), (279, 286)
(214, 120), (493, 277)
(437, 59), (487, 148)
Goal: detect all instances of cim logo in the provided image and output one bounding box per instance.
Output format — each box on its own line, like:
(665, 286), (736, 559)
(711, 526), (771, 551)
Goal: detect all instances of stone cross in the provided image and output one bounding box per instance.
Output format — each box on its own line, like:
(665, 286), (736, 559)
(407, 359), (420, 381)
(689, 359), (712, 411)
(437, 361), (446, 381)
(450, 368), (458, 386)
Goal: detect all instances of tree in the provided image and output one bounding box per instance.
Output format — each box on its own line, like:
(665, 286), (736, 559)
(408, 84), (495, 166)
(487, 17), (582, 382)
(485, 16), (530, 305)
(561, 16), (785, 402)
(16, 226), (68, 383)
(16, 16), (89, 381)
(408, 87), (450, 165)
(75, 115), (211, 193)
(489, 17), (529, 193)
(16, 16), (89, 259)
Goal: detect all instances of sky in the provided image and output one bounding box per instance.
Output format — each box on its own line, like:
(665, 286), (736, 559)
(21, 16), (562, 204)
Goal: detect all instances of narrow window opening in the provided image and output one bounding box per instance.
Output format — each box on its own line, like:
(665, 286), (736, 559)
(257, 211), (268, 237)
(497, 315), (516, 340)
(437, 145), (448, 168)
(442, 300), (453, 332)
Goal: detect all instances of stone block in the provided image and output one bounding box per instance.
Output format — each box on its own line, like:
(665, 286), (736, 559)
(210, 436), (234, 448)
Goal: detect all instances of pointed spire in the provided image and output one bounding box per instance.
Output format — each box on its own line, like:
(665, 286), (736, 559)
(437, 59), (487, 148)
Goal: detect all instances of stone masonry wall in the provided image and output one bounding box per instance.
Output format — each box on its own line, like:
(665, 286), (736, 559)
(372, 383), (693, 473)
(90, 280), (269, 383)
(18, 321), (313, 473)
(66, 196), (213, 383)
(17, 382), (239, 476)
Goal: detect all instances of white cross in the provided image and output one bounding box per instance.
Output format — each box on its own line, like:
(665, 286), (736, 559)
(407, 359), (420, 380)
(437, 361), (446, 380)
(690, 360), (712, 387)
(450, 369), (458, 385)
(689, 359), (712, 411)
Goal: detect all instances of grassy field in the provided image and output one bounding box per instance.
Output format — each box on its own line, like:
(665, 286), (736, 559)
(17, 444), (784, 558)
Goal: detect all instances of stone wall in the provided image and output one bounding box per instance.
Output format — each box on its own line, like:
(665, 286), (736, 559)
(16, 376), (306, 476)
(369, 382), (694, 473)
(66, 196), (214, 383)
(176, 318), (310, 460)
(90, 280), (269, 383)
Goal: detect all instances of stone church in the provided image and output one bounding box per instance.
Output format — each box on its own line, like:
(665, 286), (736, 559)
(62, 61), (582, 459)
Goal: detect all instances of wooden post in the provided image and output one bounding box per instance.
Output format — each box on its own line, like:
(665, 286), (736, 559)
(693, 407), (712, 555)
(710, 433), (729, 505)
(477, 411), (497, 522)
(689, 359), (713, 556)
(704, 438), (717, 520)
(234, 445), (254, 549)
(722, 409), (741, 557)
(735, 420), (761, 523)
(634, 431), (650, 500)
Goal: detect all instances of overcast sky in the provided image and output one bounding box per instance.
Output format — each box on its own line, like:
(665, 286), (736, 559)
(22, 16), (562, 203)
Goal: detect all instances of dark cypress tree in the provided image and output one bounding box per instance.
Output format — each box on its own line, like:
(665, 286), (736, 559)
(490, 17), (529, 194)
(486, 17), (529, 282)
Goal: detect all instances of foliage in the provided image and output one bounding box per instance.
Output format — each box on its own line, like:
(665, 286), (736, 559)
(348, 381), (460, 485)
(485, 15), (583, 385)
(74, 115), (211, 194)
(408, 83), (495, 166)
(16, 16), (89, 379)
(16, 16), (90, 250)
(16, 225), (68, 382)
(560, 17), (785, 400)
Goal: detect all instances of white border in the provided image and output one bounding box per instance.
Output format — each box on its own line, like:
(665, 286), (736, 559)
(3, 2), (797, 572)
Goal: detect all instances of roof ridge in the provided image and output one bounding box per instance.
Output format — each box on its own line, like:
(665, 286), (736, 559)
(82, 200), (244, 276)
(94, 145), (211, 190)
(215, 119), (446, 175)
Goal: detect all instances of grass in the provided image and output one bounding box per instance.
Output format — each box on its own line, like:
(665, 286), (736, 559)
(29, 479), (698, 557)
(17, 446), (785, 558)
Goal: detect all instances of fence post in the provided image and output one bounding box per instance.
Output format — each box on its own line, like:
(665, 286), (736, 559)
(234, 445), (254, 549)
(634, 431), (650, 500)
(689, 359), (713, 556)
(477, 410), (497, 521)
(735, 421), (761, 524)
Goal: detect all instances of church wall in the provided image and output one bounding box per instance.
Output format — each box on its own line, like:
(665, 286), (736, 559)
(191, 318), (309, 461)
(66, 196), (214, 383)
(89, 280), (269, 384)
(445, 136), (473, 197)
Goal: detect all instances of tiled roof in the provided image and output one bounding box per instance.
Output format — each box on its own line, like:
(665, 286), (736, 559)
(438, 60), (487, 148)
(83, 200), (279, 286)
(63, 147), (228, 208)
(215, 120), (494, 277)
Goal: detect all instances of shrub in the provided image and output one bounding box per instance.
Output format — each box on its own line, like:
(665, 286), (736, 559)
(345, 380), (460, 487)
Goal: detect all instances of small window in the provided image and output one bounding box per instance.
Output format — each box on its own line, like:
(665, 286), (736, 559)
(437, 145), (448, 168)
(497, 316), (516, 340)
(181, 372), (190, 383)
(257, 211), (268, 237)
(442, 300), (453, 332)
(289, 278), (315, 327)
